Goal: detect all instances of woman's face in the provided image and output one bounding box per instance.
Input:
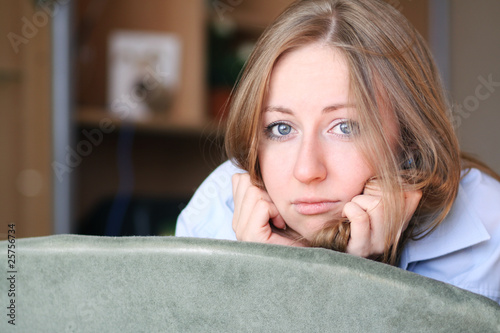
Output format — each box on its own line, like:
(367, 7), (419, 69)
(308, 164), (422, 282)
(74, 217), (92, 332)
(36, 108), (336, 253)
(258, 43), (395, 241)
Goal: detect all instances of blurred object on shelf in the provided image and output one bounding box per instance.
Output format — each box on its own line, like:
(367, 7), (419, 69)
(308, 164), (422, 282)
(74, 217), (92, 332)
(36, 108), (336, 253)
(107, 30), (182, 120)
(207, 18), (256, 120)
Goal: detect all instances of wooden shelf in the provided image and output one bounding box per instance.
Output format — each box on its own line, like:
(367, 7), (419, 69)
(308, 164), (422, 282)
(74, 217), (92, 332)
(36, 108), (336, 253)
(76, 106), (223, 136)
(72, 0), (291, 234)
(0, 68), (21, 83)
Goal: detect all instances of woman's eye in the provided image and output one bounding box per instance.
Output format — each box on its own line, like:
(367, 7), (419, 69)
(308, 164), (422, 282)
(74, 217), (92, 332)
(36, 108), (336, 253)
(275, 123), (292, 135)
(339, 122), (352, 134)
(264, 122), (294, 140)
(331, 120), (358, 137)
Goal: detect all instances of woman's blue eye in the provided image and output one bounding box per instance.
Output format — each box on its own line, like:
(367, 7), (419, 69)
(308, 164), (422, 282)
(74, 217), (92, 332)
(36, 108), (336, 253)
(276, 124), (291, 135)
(264, 122), (294, 141)
(332, 120), (358, 137)
(339, 122), (352, 134)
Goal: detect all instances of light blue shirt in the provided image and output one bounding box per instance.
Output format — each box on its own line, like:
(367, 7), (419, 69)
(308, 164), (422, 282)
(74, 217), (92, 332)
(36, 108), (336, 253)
(176, 160), (500, 304)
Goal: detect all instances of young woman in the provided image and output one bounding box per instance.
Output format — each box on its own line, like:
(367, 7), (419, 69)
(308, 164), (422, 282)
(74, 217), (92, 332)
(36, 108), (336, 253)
(176, 0), (500, 303)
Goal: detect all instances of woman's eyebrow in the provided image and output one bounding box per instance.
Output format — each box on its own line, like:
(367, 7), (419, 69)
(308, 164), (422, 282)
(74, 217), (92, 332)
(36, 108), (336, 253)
(322, 104), (350, 113)
(262, 106), (293, 114)
(263, 104), (350, 114)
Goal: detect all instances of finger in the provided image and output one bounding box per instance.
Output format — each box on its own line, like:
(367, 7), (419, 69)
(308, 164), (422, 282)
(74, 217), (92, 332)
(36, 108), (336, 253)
(232, 173), (252, 230)
(270, 209), (286, 229)
(237, 199), (291, 244)
(231, 173), (292, 243)
(231, 173), (241, 220)
(237, 197), (275, 240)
(233, 184), (264, 234)
(363, 179), (382, 197)
(350, 194), (382, 213)
(232, 173), (249, 213)
(343, 201), (372, 257)
(233, 181), (280, 241)
(350, 194), (386, 254)
(402, 190), (422, 229)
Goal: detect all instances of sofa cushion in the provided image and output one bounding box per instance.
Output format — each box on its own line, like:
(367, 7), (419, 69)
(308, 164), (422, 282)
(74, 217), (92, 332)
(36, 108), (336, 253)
(1, 235), (499, 332)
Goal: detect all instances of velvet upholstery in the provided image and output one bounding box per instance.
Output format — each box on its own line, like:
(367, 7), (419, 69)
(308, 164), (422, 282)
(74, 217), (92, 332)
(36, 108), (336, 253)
(1, 235), (499, 332)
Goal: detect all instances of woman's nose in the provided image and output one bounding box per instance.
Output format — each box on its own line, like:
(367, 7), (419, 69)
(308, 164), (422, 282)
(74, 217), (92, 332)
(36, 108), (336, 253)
(293, 136), (327, 184)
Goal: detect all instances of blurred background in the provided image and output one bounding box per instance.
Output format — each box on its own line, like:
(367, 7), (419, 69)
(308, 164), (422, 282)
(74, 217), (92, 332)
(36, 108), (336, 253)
(1, 0), (499, 239)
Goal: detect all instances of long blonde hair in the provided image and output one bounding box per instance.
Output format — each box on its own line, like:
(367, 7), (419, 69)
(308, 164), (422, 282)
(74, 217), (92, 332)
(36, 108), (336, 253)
(224, 0), (491, 264)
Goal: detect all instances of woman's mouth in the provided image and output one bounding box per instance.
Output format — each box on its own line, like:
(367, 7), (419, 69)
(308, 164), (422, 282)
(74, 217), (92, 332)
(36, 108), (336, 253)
(292, 200), (339, 215)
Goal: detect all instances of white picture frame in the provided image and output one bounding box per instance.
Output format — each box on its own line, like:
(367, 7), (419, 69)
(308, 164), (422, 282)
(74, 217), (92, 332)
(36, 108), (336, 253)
(108, 30), (182, 120)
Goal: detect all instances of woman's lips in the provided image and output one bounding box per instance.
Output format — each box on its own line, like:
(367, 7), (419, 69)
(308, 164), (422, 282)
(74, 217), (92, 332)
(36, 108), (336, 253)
(292, 200), (339, 215)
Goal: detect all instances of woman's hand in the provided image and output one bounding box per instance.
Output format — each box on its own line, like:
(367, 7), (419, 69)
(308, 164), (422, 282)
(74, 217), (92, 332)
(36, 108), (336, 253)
(232, 173), (305, 247)
(343, 183), (422, 259)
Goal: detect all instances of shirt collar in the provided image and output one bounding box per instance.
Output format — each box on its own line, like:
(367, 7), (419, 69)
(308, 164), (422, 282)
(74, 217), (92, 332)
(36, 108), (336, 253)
(399, 183), (491, 269)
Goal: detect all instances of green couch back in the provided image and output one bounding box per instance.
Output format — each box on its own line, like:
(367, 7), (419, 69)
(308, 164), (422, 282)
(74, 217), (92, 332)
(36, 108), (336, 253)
(1, 235), (499, 332)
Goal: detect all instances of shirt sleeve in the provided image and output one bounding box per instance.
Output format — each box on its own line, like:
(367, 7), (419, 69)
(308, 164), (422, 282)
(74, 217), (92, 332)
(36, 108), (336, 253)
(175, 160), (243, 241)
